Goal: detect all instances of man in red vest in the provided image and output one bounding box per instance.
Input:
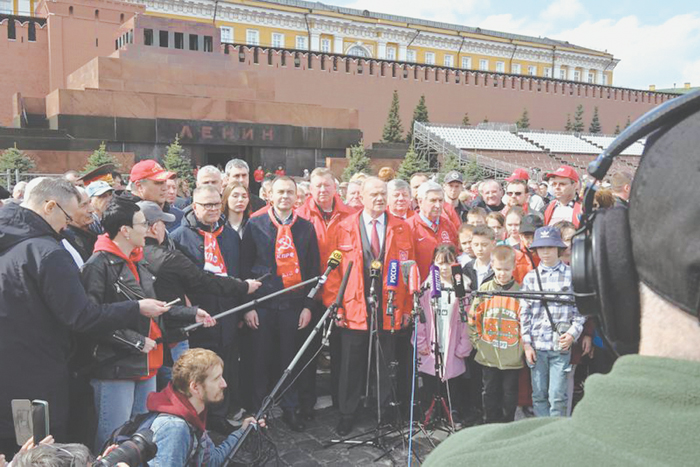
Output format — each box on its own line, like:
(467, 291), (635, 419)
(543, 166), (582, 227)
(325, 177), (415, 436)
(295, 167), (355, 418)
(407, 180), (459, 281)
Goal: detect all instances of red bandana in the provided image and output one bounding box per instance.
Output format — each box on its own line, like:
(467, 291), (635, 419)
(268, 209), (302, 288)
(197, 225), (227, 276)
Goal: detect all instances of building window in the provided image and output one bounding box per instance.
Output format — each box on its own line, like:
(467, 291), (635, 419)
(407, 50), (416, 62)
(94, 9), (99, 19)
(174, 32), (184, 49)
(246, 29), (259, 46)
(220, 26), (233, 43)
(296, 35), (308, 50)
(425, 52), (435, 65)
(528, 65), (537, 76)
(28, 21), (36, 42)
(588, 71), (595, 83)
(204, 36), (213, 52)
(560, 68), (566, 80)
(144, 29), (153, 46)
(479, 59), (488, 71)
(159, 30), (168, 48)
(321, 38), (331, 53)
(386, 46), (396, 60)
(272, 33), (284, 48)
(574, 70), (581, 81)
(347, 45), (370, 57)
(602, 74), (608, 85)
(69, 6), (73, 15)
(7, 19), (15, 40)
(496, 61), (505, 73)
(544, 67), (552, 78)
(461, 56), (471, 69)
(444, 55), (454, 67)
(189, 34), (198, 51)
(120, 13), (124, 22)
(512, 63), (521, 74)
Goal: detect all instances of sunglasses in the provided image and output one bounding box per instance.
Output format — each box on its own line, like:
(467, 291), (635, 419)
(506, 191), (524, 196)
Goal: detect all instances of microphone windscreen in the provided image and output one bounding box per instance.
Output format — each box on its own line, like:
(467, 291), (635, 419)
(400, 260), (416, 284)
(429, 264), (441, 299)
(451, 264), (466, 298)
(327, 250), (342, 269)
(370, 260), (382, 279)
(386, 260), (399, 289)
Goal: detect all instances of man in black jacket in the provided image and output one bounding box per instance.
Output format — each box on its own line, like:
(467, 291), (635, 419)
(0, 178), (169, 458)
(241, 176), (320, 431)
(225, 159), (267, 212)
(61, 186), (98, 266)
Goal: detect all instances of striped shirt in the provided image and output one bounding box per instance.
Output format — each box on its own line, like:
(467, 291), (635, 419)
(519, 261), (586, 351)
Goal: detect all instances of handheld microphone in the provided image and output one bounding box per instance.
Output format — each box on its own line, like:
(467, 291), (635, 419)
(429, 264), (441, 316)
(451, 264), (468, 322)
(306, 250), (343, 299)
(386, 260), (399, 331)
(369, 260), (382, 307)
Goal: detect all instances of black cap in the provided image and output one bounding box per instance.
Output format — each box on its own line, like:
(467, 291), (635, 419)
(629, 102), (700, 318)
(520, 214), (544, 234)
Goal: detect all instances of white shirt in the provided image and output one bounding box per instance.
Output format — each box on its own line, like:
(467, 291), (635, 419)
(61, 239), (84, 268)
(362, 211), (386, 253)
(549, 203), (575, 226)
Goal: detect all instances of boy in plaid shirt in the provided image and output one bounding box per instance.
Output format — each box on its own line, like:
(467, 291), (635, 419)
(520, 226), (586, 417)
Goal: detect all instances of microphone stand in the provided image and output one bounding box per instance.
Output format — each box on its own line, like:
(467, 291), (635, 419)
(225, 263), (354, 465)
(471, 289), (580, 304)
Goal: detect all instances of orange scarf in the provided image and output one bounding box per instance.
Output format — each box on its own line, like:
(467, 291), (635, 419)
(197, 225), (228, 276)
(268, 209), (302, 288)
(93, 234), (143, 281)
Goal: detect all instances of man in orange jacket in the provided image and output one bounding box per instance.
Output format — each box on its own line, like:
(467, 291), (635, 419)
(295, 167), (355, 418)
(324, 177), (415, 436)
(407, 180), (459, 281)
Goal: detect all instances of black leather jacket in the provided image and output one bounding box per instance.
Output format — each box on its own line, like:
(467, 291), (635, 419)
(81, 250), (196, 380)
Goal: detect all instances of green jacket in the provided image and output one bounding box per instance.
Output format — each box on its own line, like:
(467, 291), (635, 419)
(424, 355), (700, 466)
(468, 278), (524, 370)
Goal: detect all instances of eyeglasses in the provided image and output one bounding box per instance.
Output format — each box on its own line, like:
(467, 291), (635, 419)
(195, 202), (222, 210)
(131, 221), (149, 228)
(506, 191), (524, 196)
(53, 202), (73, 223)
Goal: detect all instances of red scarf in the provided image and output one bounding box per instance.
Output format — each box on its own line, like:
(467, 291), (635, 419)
(93, 234), (143, 281)
(146, 383), (207, 433)
(268, 209), (302, 288)
(197, 225), (228, 276)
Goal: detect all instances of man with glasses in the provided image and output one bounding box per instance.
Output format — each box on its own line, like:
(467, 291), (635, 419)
(170, 185), (247, 435)
(130, 160), (183, 232)
(503, 179), (543, 220)
(0, 178), (169, 458)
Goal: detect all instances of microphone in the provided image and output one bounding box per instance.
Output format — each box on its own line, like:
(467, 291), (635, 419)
(369, 260), (382, 307)
(407, 261), (426, 324)
(386, 260), (399, 331)
(429, 264), (441, 316)
(451, 264), (468, 322)
(306, 250), (343, 299)
(324, 260), (354, 346)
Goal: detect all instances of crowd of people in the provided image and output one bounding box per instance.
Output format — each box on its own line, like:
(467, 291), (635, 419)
(0, 156), (637, 465)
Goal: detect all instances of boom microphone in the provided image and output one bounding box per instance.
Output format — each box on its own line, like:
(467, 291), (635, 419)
(306, 250), (343, 299)
(451, 264), (468, 322)
(386, 260), (399, 330)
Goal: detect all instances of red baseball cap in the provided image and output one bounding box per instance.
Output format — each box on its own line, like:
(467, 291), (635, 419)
(544, 165), (579, 183)
(129, 160), (175, 182)
(505, 168), (530, 182)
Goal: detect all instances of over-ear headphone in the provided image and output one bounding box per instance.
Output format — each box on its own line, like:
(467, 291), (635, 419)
(571, 89), (700, 356)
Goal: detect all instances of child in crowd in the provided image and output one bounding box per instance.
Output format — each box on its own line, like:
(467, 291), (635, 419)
(504, 207), (524, 248)
(463, 225), (496, 290)
(553, 220), (576, 265)
(486, 212), (506, 243)
(457, 223), (475, 267)
(416, 245), (472, 423)
(469, 246), (523, 423)
(466, 207), (487, 226)
(513, 214), (543, 283)
(520, 226), (586, 418)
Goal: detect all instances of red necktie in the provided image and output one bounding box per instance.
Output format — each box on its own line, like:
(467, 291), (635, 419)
(371, 219), (380, 259)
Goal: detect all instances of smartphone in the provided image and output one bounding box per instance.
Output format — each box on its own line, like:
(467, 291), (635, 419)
(11, 399), (32, 446)
(31, 400), (50, 445)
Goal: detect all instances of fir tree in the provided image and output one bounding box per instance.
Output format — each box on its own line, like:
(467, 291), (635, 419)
(163, 135), (195, 189)
(483, 116), (489, 123)
(0, 144), (36, 188)
(565, 114), (573, 132)
(572, 104), (585, 133)
(406, 95), (430, 143)
(381, 90), (404, 143)
(462, 112), (470, 126)
(589, 106), (602, 134)
(463, 160), (484, 183)
(624, 115), (632, 129)
(440, 151), (463, 179)
(397, 144), (430, 181)
(614, 124), (621, 135)
(84, 142), (121, 173)
(516, 108), (530, 129)
(342, 141), (371, 182)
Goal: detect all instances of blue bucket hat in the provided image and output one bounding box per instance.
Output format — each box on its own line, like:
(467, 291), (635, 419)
(530, 226), (567, 249)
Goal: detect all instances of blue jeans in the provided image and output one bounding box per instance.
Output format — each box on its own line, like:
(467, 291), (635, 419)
(529, 350), (572, 417)
(157, 340), (190, 385)
(91, 377), (157, 452)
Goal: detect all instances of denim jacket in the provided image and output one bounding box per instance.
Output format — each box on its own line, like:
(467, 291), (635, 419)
(148, 414), (243, 467)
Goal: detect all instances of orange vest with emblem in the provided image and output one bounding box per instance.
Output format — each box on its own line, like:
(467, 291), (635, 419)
(325, 211), (415, 331)
(406, 213), (459, 281)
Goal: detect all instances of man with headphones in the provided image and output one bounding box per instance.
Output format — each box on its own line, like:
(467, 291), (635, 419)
(424, 90), (700, 466)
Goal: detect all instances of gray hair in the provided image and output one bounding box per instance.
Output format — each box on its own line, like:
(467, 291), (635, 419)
(192, 184), (221, 200)
(225, 158), (249, 174)
(24, 177), (47, 201)
(197, 165), (222, 180)
(416, 180), (443, 200)
(10, 443), (94, 466)
(387, 179), (410, 193)
(360, 176), (385, 192)
(479, 179), (502, 195)
(24, 177), (79, 207)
